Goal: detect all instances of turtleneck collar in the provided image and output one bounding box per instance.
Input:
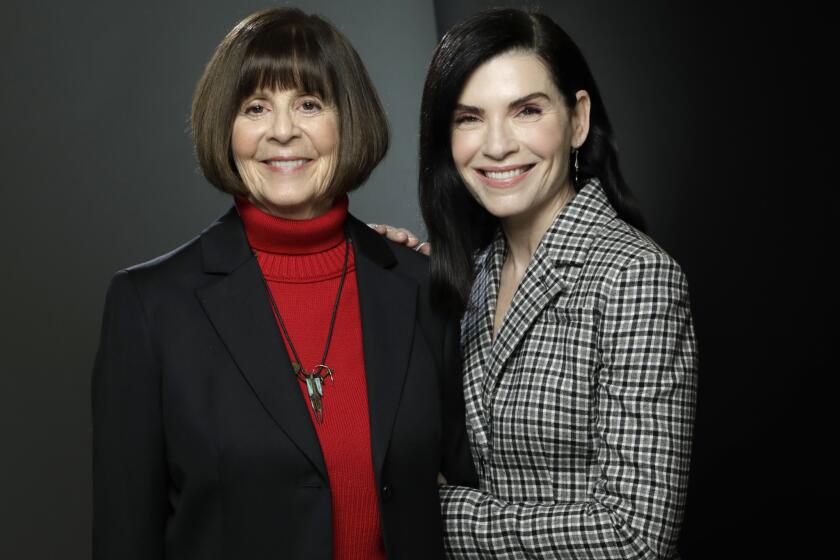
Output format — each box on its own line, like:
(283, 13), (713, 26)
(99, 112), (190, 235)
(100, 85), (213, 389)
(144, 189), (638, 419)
(235, 195), (349, 256)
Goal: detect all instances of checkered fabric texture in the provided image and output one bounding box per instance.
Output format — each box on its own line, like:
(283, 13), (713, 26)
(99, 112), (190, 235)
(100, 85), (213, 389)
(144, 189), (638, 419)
(440, 180), (698, 559)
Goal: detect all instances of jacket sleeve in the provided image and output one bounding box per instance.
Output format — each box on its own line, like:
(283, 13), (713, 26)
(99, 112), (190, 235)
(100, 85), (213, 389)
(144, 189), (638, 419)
(440, 252), (698, 559)
(439, 314), (478, 488)
(91, 271), (167, 559)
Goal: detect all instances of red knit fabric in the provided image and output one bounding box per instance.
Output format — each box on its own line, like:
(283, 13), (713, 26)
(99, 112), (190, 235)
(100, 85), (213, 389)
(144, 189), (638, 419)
(236, 196), (386, 560)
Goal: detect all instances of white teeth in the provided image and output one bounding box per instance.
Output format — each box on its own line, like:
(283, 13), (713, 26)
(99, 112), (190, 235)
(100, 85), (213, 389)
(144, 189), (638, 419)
(267, 159), (308, 168)
(485, 166), (529, 179)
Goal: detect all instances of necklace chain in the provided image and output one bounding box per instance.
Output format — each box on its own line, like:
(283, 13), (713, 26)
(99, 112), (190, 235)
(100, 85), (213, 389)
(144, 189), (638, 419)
(258, 234), (350, 424)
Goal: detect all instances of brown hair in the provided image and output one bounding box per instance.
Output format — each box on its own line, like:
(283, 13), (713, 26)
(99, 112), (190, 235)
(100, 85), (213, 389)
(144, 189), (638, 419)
(191, 7), (389, 197)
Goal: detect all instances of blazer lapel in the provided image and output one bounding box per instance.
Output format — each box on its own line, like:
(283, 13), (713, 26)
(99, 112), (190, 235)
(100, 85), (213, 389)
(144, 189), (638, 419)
(482, 246), (570, 405)
(195, 209), (328, 481)
(482, 180), (616, 405)
(346, 216), (417, 482)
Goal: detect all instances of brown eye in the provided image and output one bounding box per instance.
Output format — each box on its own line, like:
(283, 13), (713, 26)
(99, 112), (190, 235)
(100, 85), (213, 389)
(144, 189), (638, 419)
(300, 99), (322, 113)
(244, 104), (265, 115)
(454, 114), (479, 125)
(518, 105), (542, 118)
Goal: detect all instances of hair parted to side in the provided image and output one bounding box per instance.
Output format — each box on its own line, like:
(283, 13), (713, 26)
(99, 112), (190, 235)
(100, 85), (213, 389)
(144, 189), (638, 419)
(419, 7), (646, 314)
(191, 7), (389, 198)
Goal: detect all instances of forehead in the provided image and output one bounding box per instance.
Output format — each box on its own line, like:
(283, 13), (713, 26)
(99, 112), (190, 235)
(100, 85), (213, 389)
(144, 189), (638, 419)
(458, 51), (560, 105)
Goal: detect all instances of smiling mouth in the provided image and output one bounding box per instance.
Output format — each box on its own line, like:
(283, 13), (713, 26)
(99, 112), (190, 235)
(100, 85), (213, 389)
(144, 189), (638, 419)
(478, 164), (536, 180)
(263, 159), (311, 169)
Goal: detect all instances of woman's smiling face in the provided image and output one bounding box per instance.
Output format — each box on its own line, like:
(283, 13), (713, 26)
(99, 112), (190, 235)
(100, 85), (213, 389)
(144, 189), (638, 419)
(231, 87), (339, 219)
(451, 50), (589, 228)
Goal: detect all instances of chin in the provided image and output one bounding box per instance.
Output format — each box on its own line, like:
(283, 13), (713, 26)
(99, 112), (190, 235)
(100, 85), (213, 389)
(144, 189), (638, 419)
(473, 195), (532, 220)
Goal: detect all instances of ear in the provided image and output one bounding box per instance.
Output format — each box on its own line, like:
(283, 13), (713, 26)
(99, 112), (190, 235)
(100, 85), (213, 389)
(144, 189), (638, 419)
(571, 90), (591, 149)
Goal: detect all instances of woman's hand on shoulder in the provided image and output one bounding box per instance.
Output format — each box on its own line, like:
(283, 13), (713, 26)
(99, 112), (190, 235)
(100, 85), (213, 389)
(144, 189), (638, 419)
(368, 224), (431, 255)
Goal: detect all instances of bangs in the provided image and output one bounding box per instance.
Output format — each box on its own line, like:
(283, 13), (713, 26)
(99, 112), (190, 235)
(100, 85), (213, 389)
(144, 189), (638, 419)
(236, 23), (334, 103)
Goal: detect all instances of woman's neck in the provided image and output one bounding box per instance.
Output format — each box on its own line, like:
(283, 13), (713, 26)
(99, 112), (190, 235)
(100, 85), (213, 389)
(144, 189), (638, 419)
(235, 195), (348, 256)
(501, 181), (575, 272)
(249, 196), (335, 221)
(491, 182), (575, 339)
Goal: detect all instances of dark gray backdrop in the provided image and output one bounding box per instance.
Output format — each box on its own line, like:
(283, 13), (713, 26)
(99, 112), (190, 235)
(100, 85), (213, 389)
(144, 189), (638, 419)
(0, 1), (828, 558)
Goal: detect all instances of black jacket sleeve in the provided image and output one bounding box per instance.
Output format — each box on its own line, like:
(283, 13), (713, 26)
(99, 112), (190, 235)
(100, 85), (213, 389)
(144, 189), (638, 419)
(91, 271), (167, 559)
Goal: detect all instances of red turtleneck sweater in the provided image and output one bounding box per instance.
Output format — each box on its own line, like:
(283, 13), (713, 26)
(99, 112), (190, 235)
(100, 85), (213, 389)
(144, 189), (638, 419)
(236, 196), (386, 560)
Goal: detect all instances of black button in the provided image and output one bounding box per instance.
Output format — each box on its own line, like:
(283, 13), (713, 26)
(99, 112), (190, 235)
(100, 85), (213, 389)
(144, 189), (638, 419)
(381, 484), (393, 502)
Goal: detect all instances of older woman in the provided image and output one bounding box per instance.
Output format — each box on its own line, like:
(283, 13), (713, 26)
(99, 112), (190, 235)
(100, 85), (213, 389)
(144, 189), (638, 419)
(382, 8), (697, 559)
(91, 8), (474, 559)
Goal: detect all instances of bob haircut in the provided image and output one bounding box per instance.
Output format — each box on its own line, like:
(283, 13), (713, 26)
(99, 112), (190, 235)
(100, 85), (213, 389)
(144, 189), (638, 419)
(191, 7), (389, 198)
(419, 8), (646, 313)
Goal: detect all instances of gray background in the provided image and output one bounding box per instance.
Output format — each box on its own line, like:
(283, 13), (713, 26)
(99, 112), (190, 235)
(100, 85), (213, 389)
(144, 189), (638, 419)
(0, 1), (828, 557)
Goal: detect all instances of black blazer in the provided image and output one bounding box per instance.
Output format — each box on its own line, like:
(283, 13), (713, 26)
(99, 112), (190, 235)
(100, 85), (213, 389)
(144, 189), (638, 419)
(92, 208), (476, 559)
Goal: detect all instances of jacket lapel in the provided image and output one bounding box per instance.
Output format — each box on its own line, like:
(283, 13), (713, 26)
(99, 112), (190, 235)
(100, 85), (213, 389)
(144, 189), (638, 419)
(481, 180), (617, 404)
(195, 208), (328, 481)
(482, 245), (570, 405)
(346, 216), (417, 482)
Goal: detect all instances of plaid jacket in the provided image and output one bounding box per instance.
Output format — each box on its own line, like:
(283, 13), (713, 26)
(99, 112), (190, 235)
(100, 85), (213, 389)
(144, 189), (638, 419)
(440, 180), (697, 559)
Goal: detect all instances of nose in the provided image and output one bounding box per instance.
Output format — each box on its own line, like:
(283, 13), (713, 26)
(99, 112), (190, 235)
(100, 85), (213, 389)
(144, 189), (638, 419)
(482, 118), (518, 160)
(269, 108), (299, 144)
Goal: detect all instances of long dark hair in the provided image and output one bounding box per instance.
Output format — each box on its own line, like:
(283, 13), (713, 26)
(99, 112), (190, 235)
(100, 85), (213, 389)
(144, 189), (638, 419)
(419, 8), (645, 314)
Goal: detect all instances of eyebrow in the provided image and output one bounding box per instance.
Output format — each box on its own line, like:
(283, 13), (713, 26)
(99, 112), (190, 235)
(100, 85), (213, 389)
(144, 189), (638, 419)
(511, 92), (551, 106)
(454, 92), (552, 115)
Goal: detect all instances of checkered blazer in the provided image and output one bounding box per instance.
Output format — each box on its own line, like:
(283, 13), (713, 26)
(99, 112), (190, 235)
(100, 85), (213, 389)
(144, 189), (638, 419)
(439, 180), (697, 559)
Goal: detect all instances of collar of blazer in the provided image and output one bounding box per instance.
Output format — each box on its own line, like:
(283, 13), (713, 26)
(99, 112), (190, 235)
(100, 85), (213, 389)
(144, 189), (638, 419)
(465, 179), (618, 406)
(196, 207), (414, 485)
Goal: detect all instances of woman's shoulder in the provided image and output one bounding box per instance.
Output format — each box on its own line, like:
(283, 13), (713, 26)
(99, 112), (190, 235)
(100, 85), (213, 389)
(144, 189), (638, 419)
(583, 217), (689, 295)
(112, 208), (239, 295)
(595, 218), (680, 268)
(384, 240), (432, 282)
(346, 214), (432, 283)
(125, 236), (203, 277)
(348, 216), (439, 315)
